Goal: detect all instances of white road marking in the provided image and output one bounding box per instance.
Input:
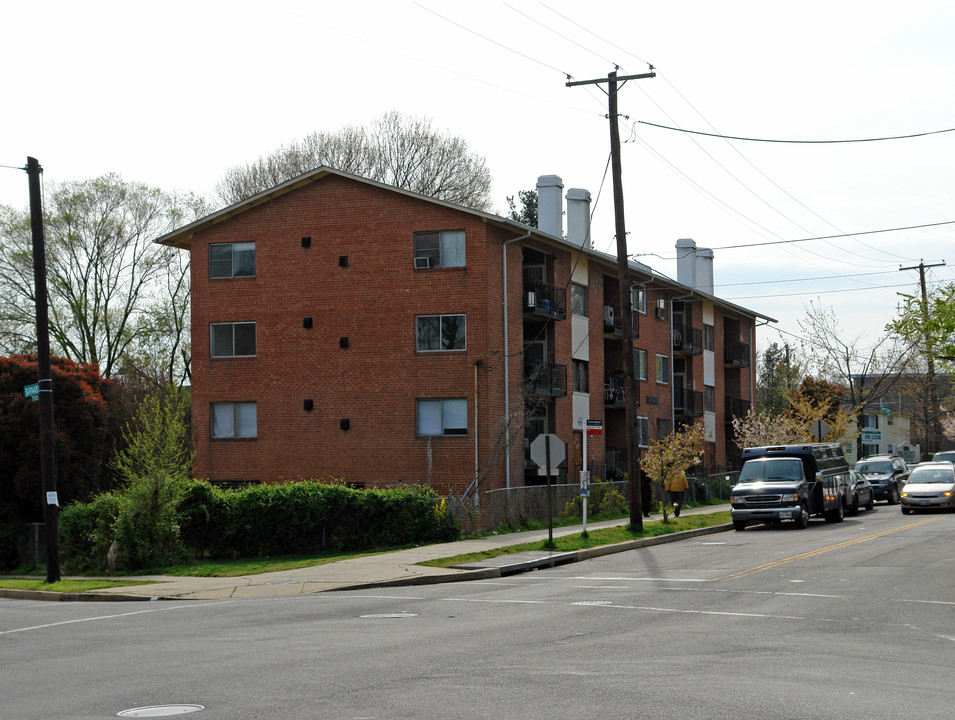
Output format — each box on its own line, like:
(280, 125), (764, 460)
(0, 601), (235, 635)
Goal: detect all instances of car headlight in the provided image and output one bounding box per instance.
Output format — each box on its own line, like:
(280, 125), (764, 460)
(779, 493), (797, 502)
(901, 492), (908, 498)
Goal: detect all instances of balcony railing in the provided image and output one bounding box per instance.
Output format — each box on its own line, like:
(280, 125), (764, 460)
(602, 305), (638, 338)
(524, 361), (567, 397)
(724, 396), (751, 422)
(672, 322), (703, 355)
(523, 280), (566, 321)
(604, 375), (625, 407)
(674, 387), (704, 417)
(723, 341), (751, 367)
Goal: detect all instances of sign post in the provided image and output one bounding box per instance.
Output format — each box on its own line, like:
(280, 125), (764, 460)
(530, 434), (566, 546)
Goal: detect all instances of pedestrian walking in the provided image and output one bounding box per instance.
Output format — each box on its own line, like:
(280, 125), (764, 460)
(665, 468), (688, 517)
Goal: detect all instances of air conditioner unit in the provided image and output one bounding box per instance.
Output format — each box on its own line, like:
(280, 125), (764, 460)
(655, 306), (667, 320)
(414, 256), (431, 269)
(525, 290), (536, 309)
(603, 305), (615, 329)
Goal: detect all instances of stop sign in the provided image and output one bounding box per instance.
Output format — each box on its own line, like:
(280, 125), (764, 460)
(529, 434), (566, 469)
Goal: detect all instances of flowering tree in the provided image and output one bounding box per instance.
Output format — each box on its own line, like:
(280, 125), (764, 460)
(639, 422), (705, 521)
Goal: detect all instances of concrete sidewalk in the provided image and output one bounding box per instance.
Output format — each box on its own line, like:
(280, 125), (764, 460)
(3, 505), (731, 602)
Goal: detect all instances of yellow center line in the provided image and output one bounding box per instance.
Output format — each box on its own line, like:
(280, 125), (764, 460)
(711, 517), (943, 582)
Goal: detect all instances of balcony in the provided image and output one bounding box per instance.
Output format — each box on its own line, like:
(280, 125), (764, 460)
(674, 387), (704, 417)
(604, 375), (626, 407)
(602, 305), (638, 338)
(725, 395), (751, 422)
(523, 280), (566, 321)
(672, 322), (703, 355)
(724, 341), (751, 368)
(524, 361), (567, 397)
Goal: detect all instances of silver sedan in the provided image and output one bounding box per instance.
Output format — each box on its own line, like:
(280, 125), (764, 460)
(900, 462), (955, 514)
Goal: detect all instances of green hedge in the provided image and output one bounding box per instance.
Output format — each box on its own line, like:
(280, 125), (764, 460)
(61, 480), (460, 571)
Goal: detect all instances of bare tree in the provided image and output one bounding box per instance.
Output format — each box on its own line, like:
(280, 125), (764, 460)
(799, 300), (912, 456)
(0, 174), (207, 382)
(215, 111), (493, 211)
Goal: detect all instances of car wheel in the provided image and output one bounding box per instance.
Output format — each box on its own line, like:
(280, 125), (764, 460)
(901, 506), (912, 515)
(826, 498), (845, 523)
(848, 493), (860, 516)
(888, 487), (900, 505)
(794, 505), (809, 529)
(733, 520), (747, 531)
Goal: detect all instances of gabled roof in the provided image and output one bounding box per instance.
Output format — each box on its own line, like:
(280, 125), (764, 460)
(155, 165), (774, 323)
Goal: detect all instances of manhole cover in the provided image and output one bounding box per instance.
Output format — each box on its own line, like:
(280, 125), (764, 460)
(117, 705), (204, 717)
(360, 612), (418, 618)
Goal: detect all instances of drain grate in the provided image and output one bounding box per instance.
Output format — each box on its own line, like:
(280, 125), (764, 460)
(117, 705), (204, 717)
(360, 612), (419, 619)
(571, 601), (613, 606)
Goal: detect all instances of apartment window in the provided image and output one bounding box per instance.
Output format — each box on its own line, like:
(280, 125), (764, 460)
(632, 284), (646, 314)
(414, 230), (465, 268)
(417, 398), (467, 436)
(211, 322), (256, 358)
(704, 385), (715, 413)
(634, 349), (648, 381)
(572, 359), (589, 393)
(637, 416), (650, 447)
(655, 292), (668, 320)
(211, 402), (257, 438)
(862, 414), (878, 429)
(656, 354), (669, 384)
(703, 324), (714, 351)
(209, 242), (255, 279)
(415, 314), (466, 351)
(656, 418), (671, 440)
(571, 283), (588, 317)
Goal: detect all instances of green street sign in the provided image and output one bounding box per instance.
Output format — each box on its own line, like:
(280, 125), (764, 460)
(23, 383), (39, 402)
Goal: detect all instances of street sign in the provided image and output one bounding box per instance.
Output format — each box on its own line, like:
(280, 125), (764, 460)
(809, 418), (830, 441)
(586, 419), (603, 436)
(23, 383), (39, 402)
(529, 434), (566, 469)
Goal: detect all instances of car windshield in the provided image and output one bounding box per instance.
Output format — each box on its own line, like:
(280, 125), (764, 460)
(908, 469), (955, 485)
(857, 461), (891, 474)
(739, 458), (803, 483)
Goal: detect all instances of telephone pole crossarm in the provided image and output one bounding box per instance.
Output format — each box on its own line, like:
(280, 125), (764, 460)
(566, 71), (655, 87)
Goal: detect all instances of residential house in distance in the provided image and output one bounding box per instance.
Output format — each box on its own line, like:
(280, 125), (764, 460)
(157, 168), (770, 502)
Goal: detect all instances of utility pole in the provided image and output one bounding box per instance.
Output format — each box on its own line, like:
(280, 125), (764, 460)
(26, 156), (60, 583)
(900, 259), (946, 457)
(568, 68), (655, 529)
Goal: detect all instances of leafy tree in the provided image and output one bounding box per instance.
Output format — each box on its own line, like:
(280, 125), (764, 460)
(756, 342), (802, 414)
(889, 281), (955, 369)
(107, 386), (192, 569)
(216, 111), (493, 211)
(506, 189), (538, 227)
(0, 355), (124, 554)
(789, 377), (858, 444)
(639, 422), (705, 521)
(0, 174), (208, 382)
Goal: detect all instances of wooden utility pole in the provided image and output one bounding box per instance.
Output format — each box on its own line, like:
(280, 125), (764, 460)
(26, 156), (60, 583)
(900, 260), (946, 456)
(568, 68), (655, 529)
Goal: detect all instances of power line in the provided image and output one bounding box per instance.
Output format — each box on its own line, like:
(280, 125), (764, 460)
(638, 120), (955, 143)
(707, 221), (955, 251)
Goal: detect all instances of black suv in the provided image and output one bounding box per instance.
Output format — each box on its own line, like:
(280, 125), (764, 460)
(855, 455), (909, 504)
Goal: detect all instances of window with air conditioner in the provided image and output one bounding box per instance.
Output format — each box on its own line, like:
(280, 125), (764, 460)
(413, 230), (465, 268)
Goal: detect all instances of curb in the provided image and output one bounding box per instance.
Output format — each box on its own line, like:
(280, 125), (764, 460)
(0, 588), (163, 602)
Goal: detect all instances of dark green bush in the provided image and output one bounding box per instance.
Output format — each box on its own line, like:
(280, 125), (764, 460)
(59, 492), (123, 573)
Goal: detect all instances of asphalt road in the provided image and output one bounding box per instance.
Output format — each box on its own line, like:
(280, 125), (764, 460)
(1, 504), (952, 720)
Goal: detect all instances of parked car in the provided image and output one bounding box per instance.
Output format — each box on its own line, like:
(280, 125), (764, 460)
(900, 462), (955, 514)
(847, 470), (874, 514)
(931, 451), (955, 464)
(855, 455), (909, 504)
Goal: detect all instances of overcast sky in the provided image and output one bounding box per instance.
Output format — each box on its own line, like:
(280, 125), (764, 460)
(3, 0), (953, 359)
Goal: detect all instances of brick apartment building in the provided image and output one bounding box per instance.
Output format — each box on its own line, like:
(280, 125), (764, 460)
(157, 168), (770, 497)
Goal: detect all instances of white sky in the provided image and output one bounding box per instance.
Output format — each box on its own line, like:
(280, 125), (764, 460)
(3, 0), (954, 360)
